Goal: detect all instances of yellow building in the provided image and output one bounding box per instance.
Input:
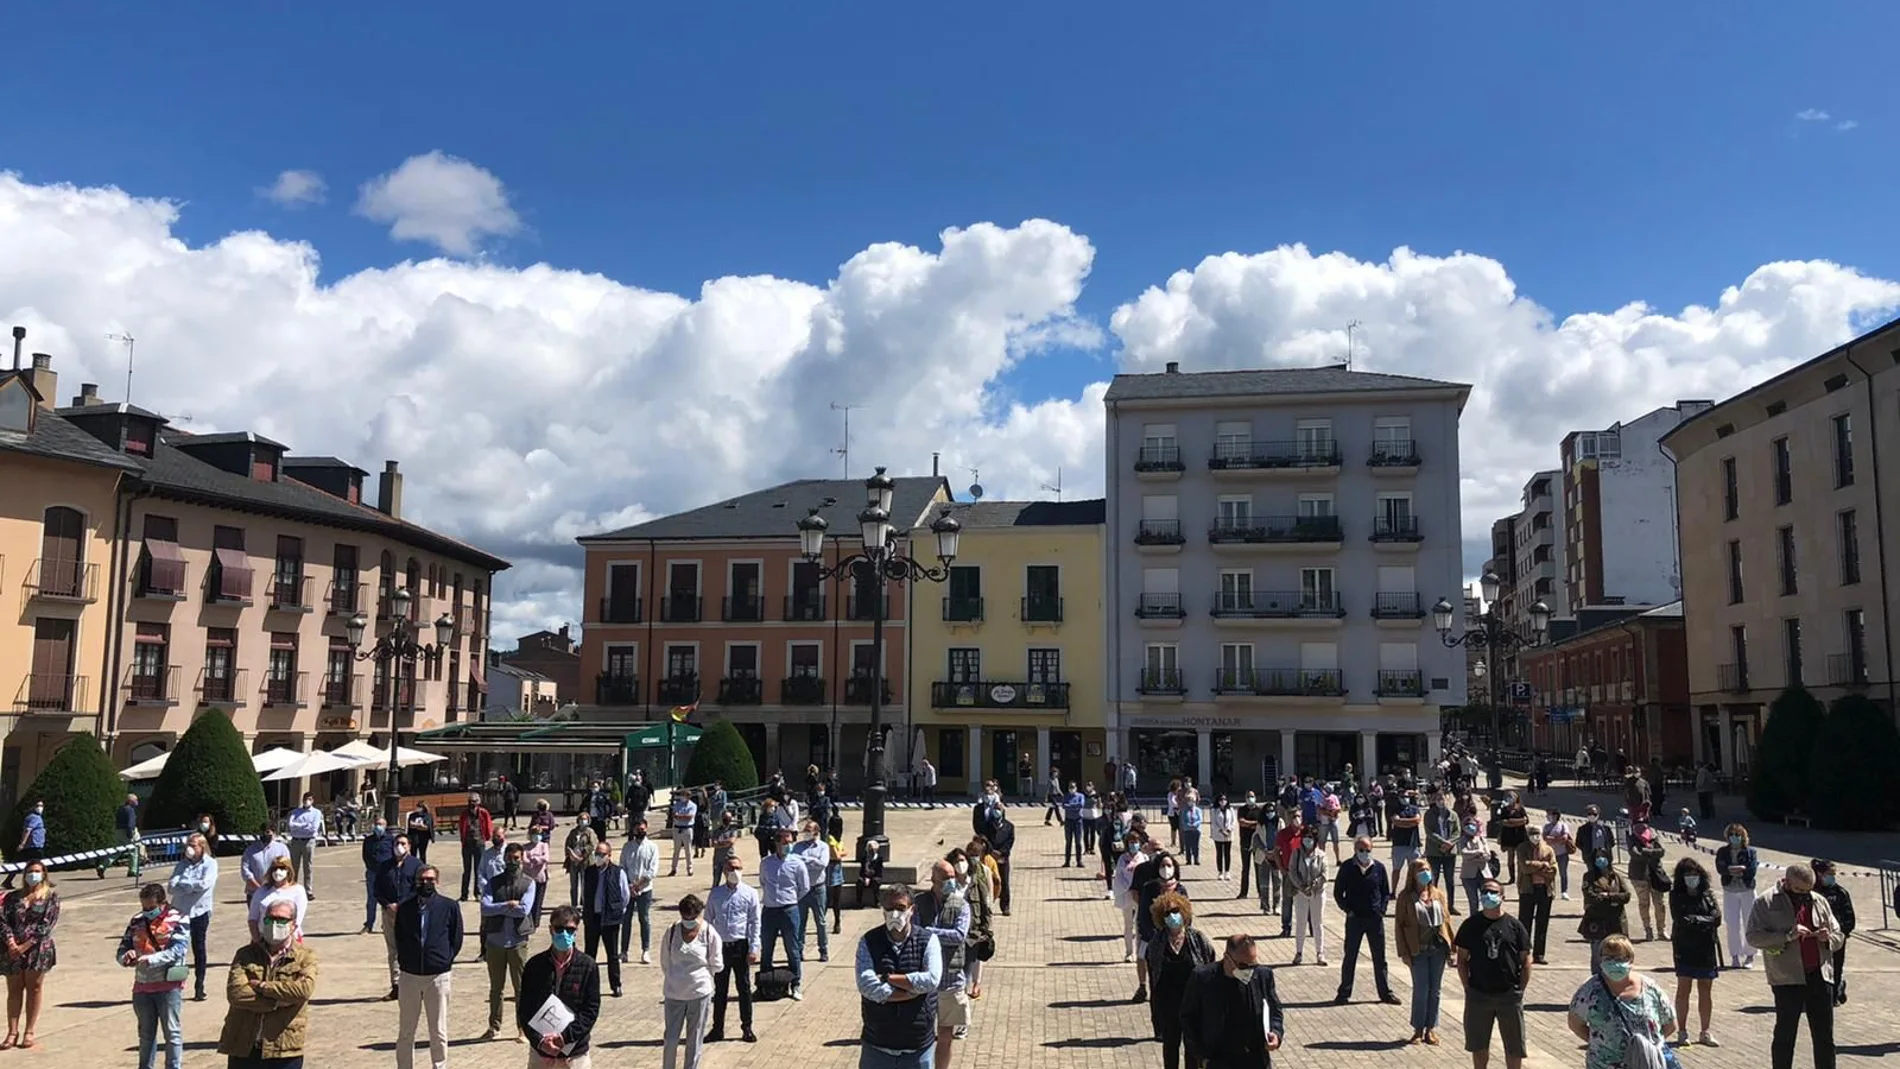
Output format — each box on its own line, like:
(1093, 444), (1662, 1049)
(1, 347), (141, 802)
(906, 499), (1107, 797)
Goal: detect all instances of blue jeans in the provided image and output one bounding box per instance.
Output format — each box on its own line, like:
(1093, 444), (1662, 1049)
(1180, 826), (1201, 864)
(620, 890), (653, 959)
(1462, 877), (1483, 916)
(132, 987), (183, 1069)
(1389, 845), (1419, 892)
(797, 887), (829, 958)
(364, 870), (379, 930)
(1409, 945), (1448, 1031)
(859, 1044), (934, 1069)
(1062, 818), (1084, 865)
(762, 904), (802, 982)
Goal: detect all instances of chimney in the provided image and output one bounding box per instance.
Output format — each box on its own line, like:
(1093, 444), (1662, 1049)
(1164, 361), (1180, 374)
(377, 459), (403, 519)
(9, 326), (22, 371)
(74, 383), (100, 407)
(931, 452), (940, 477)
(27, 353), (56, 410)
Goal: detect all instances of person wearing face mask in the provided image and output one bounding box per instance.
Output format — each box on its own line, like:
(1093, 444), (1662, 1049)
(1178, 933), (1283, 1069)
(1714, 822), (1758, 969)
(394, 866), (464, 1069)
(217, 898), (317, 1069)
(855, 884), (944, 1069)
(118, 883), (190, 1069)
(946, 848), (993, 1001)
(1332, 835), (1398, 1004)
(286, 793), (325, 901)
(458, 792), (496, 901)
(1565, 934), (1675, 1069)
(1247, 797), (1282, 917)
(1579, 849), (1633, 971)
(1667, 856), (1722, 1047)
(1143, 891), (1214, 1069)
(620, 818), (660, 966)
(405, 801), (434, 865)
(529, 799), (558, 843)
(166, 832), (219, 1001)
(247, 859), (308, 944)
(523, 823), (552, 930)
(0, 860), (58, 1052)
(110, 792), (143, 880)
(1810, 858), (1854, 1006)
(1746, 862), (1845, 1069)
(1513, 826), (1556, 965)
(709, 812), (739, 892)
(520, 905), (601, 1069)
(791, 819), (833, 963)
(1574, 805), (1615, 869)
(1394, 858), (1454, 1045)
(1423, 790), (1459, 913)
(1454, 877), (1533, 1069)
(705, 857), (761, 1044)
(1133, 849), (1189, 1001)
(757, 829), (812, 1000)
(478, 842), (537, 1041)
(1455, 818), (1493, 916)
(478, 830), (511, 890)
(1287, 826), (1329, 966)
(1208, 793), (1235, 879)
(3, 803), (46, 889)
(361, 817), (396, 935)
(1627, 825), (1671, 942)
(913, 860), (971, 1065)
(239, 823), (290, 907)
(1541, 809), (1574, 900)
(579, 842), (627, 998)
(1386, 791), (1422, 895)
(375, 835), (421, 1001)
(659, 894), (724, 1069)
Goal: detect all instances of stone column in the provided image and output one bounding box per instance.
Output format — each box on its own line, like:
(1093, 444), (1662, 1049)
(967, 725), (983, 797)
(1359, 730), (1379, 786)
(1279, 731), (1297, 784)
(1196, 727), (1213, 786)
(764, 723), (781, 779)
(1717, 708), (1736, 776)
(1036, 726), (1052, 792)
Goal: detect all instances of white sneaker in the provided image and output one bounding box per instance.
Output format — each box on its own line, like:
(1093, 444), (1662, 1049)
(790, 985), (804, 1001)
(1560, 892), (1571, 900)
(640, 951), (650, 965)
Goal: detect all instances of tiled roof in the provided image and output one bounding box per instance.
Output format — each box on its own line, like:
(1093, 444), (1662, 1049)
(580, 475), (950, 542)
(1105, 365), (1468, 402)
(938, 498), (1106, 529)
(0, 375), (145, 473)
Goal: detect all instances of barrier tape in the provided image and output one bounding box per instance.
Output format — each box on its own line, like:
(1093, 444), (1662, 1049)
(1, 829), (370, 876)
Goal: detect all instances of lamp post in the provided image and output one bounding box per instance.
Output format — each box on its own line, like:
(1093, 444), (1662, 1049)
(345, 586), (456, 827)
(1433, 570), (1550, 749)
(796, 467), (961, 848)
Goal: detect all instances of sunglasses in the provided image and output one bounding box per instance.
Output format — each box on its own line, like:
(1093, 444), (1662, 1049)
(417, 878), (438, 885)
(551, 926), (578, 935)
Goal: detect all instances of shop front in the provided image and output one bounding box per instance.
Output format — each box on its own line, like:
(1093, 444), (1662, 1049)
(1120, 708), (1442, 796)
(913, 718), (1107, 799)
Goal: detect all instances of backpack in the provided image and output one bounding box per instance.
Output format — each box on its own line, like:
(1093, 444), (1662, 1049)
(755, 966), (797, 1001)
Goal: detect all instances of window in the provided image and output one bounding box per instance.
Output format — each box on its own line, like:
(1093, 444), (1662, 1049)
(1024, 565), (1061, 621)
(1300, 567), (1335, 609)
(1372, 417), (1412, 461)
(139, 514), (187, 597)
(1844, 609), (1868, 684)
(1838, 510), (1861, 585)
(788, 643), (821, 678)
(939, 728), (965, 777)
(1294, 419), (1334, 459)
(604, 562), (641, 623)
(948, 648), (981, 682)
(1832, 414), (1854, 487)
(665, 645), (698, 679)
(325, 640), (353, 707)
(604, 644), (639, 679)
(1776, 526), (1797, 596)
(1721, 457), (1738, 520)
(1730, 625), (1749, 689)
(331, 544), (359, 613)
(790, 560), (824, 620)
(1297, 493), (1334, 518)
(1377, 491), (1415, 537)
(1140, 423), (1179, 467)
(210, 525), (252, 602)
(1213, 420), (1251, 462)
(1142, 643), (1180, 690)
(666, 562), (701, 622)
(1219, 569), (1253, 612)
(1726, 540), (1744, 604)
(726, 643), (759, 678)
(946, 565), (982, 621)
(130, 623), (169, 701)
(1216, 495), (1252, 529)
(1027, 649), (1061, 684)
(1772, 437), (1792, 505)
(266, 632), (299, 705)
(37, 506), (86, 598)
(203, 627), (237, 703)
(1219, 643), (1254, 688)
(727, 562), (763, 621)
(1782, 618), (1803, 688)
(273, 535), (305, 608)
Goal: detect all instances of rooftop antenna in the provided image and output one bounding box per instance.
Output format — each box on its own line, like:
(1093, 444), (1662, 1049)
(829, 402), (859, 478)
(1041, 467), (1064, 501)
(106, 331), (136, 406)
(1343, 320), (1362, 371)
(966, 467), (984, 501)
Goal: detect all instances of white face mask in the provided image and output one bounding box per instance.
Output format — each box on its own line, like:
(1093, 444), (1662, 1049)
(954, 860), (969, 876)
(724, 870), (741, 887)
(883, 908), (909, 935)
(263, 920), (293, 945)
(271, 870), (289, 884)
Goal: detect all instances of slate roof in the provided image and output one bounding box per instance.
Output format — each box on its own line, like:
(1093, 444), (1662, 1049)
(1105, 365), (1468, 402)
(1639, 601), (1684, 619)
(283, 455), (369, 473)
(174, 430), (289, 450)
(490, 662), (553, 682)
(0, 374), (146, 473)
(580, 475), (950, 542)
(57, 400), (167, 420)
(938, 498), (1106, 529)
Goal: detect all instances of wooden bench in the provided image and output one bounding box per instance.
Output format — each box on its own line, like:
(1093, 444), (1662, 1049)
(1783, 812), (1813, 828)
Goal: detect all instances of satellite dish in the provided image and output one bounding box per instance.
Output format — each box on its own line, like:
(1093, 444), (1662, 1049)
(969, 483), (985, 500)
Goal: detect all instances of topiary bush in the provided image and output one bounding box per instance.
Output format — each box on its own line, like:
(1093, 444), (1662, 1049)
(1807, 693), (1900, 831)
(1747, 685), (1826, 821)
(683, 718), (759, 793)
(1, 732), (123, 863)
(145, 710), (268, 847)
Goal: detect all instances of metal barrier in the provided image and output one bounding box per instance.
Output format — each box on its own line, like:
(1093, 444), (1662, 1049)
(1, 828), (372, 877)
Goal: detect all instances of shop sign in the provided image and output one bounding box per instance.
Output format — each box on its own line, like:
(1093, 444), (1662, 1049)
(1125, 716), (1243, 729)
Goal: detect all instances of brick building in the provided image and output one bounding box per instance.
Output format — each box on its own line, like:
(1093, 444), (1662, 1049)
(1520, 602), (1690, 766)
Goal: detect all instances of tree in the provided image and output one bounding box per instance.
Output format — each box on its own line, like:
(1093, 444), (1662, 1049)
(144, 710), (268, 844)
(1747, 685), (1826, 821)
(683, 719), (759, 792)
(1, 732), (123, 862)
(1808, 694), (1900, 831)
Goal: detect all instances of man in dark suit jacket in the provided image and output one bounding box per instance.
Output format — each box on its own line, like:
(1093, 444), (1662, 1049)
(393, 865), (464, 1069)
(520, 904), (602, 1062)
(1179, 933), (1286, 1069)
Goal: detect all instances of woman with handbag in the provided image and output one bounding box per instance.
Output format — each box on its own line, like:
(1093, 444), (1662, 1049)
(958, 841), (997, 999)
(0, 860), (58, 1052)
(1142, 891), (1215, 1069)
(1393, 858), (1454, 1045)
(1667, 857), (1721, 1048)
(1567, 934), (1679, 1069)
(1581, 850), (1634, 971)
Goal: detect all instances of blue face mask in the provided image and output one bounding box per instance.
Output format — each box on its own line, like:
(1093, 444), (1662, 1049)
(1415, 870), (1433, 887)
(1480, 892), (1503, 911)
(550, 930), (576, 952)
(1822, 874), (1837, 888)
(1729, 835), (1743, 847)
(1595, 856), (1610, 870)
(1684, 875), (1702, 890)
(1164, 911), (1184, 930)
(1601, 960), (1633, 982)
(1354, 850), (1372, 865)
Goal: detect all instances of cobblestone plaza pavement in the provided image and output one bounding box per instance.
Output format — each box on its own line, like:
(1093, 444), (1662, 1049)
(27, 799), (1900, 1068)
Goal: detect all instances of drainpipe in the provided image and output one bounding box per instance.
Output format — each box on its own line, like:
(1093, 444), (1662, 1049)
(1842, 347), (1898, 715)
(830, 536), (841, 783)
(644, 538), (656, 724)
(99, 481), (135, 752)
(1105, 398), (1122, 767)
(1654, 438), (1682, 603)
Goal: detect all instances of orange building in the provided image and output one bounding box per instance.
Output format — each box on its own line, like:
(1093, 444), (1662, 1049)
(577, 474), (951, 786)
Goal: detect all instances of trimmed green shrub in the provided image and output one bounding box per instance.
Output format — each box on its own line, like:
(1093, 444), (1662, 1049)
(683, 718), (759, 792)
(1747, 685), (1825, 821)
(145, 710), (268, 843)
(1, 732), (123, 861)
(1808, 694), (1900, 831)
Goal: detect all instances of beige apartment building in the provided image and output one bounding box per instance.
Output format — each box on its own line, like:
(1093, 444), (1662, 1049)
(1663, 315), (1900, 777)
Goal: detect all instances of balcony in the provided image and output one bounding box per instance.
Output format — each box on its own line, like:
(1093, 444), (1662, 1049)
(1135, 592), (1186, 626)
(1215, 668), (1344, 699)
(784, 593), (827, 622)
(1368, 439), (1421, 474)
(1372, 591), (1426, 626)
(1717, 663), (1749, 693)
(196, 668), (250, 708)
(23, 559), (99, 603)
(718, 675), (764, 704)
(370, 674), (418, 714)
(1371, 516), (1424, 549)
(1826, 652), (1870, 689)
(1137, 669), (1187, 698)
(1209, 515), (1343, 551)
(13, 673), (88, 714)
(596, 674), (641, 706)
(1134, 444), (1185, 480)
(931, 680), (1071, 710)
(262, 671), (310, 709)
(722, 595), (766, 623)
(846, 593), (890, 621)
(781, 675), (827, 705)
(1211, 590), (1346, 627)
(659, 595), (703, 623)
(844, 676), (894, 704)
(326, 580), (365, 616)
(597, 597), (643, 625)
(1375, 669), (1426, 699)
(136, 546), (189, 601)
(124, 665), (182, 707)
(1208, 439), (1343, 477)
(1021, 595), (1064, 624)
(206, 552), (255, 606)
(1135, 519), (1186, 553)
(942, 596), (985, 623)
(269, 575), (314, 613)
(322, 675), (365, 709)
(657, 674), (701, 706)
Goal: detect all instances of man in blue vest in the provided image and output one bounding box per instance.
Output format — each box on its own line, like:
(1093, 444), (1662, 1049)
(855, 883), (943, 1069)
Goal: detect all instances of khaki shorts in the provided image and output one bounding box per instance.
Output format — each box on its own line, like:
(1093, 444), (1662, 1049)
(939, 988), (972, 1028)
(1463, 988), (1526, 1057)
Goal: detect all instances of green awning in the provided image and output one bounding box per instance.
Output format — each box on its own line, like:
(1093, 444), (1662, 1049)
(625, 722), (702, 750)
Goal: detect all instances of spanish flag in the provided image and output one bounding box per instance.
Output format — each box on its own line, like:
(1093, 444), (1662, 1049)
(669, 699), (698, 724)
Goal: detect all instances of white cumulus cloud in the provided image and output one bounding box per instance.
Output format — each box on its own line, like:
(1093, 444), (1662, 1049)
(354, 151), (521, 256)
(1795, 108), (1832, 122)
(2, 171), (1896, 638)
(258, 169), (327, 207)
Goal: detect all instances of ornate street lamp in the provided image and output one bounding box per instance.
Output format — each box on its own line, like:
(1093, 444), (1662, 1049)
(796, 467), (960, 847)
(1434, 569), (1550, 748)
(346, 585), (455, 826)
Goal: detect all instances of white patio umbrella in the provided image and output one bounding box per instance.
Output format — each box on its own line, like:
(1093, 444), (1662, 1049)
(251, 747), (306, 774)
(261, 749), (372, 782)
(328, 739), (387, 764)
(327, 740), (446, 769)
(119, 751), (171, 780)
(392, 746), (448, 769)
